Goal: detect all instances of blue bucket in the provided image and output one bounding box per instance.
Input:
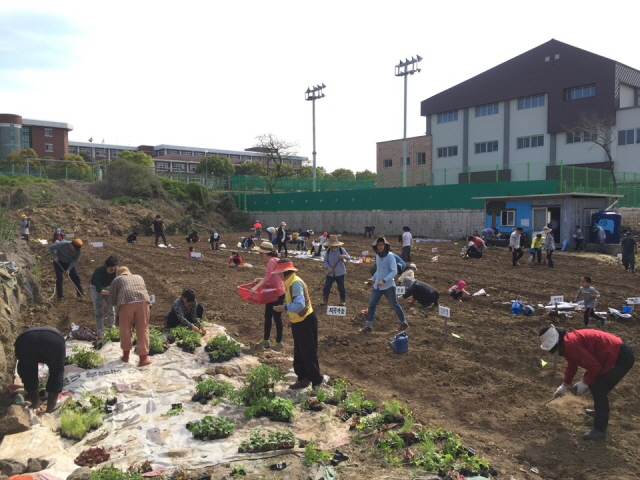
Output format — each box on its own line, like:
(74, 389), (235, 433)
(389, 332), (409, 354)
(622, 305), (633, 314)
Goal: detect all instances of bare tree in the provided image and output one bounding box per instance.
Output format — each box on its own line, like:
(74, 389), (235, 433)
(253, 133), (299, 194)
(566, 113), (617, 193)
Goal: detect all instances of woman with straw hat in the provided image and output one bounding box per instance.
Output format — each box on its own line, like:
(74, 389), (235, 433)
(251, 242), (287, 350)
(321, 235), (351, 306)
(272, 259), (328, 390)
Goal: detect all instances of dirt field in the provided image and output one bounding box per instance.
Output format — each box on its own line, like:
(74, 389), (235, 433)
(25, 232), (640, 480)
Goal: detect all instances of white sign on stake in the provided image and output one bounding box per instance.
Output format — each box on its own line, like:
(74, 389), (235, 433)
(439, 306), (451, 318)
(396, 286), (406, 295)
(626, 297), (640, 305)
(326, 306), (347, 316)
(550, 295), (564, 304)
(191, 252), (203, 258)
(91, 242), (104, 248)
(432, 247), (438, 253)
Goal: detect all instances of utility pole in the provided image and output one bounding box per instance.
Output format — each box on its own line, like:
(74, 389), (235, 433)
(305, 84), (326, 192)
(395, 56), (422, 187)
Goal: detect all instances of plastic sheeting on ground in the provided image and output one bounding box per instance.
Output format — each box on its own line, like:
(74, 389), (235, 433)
(1, 324), (350, 478)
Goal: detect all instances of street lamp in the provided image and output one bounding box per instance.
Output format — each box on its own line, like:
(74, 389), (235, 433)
(395, 55), (422, 187)
(204, 150), (208, 186)
(305, 83), (326, 192)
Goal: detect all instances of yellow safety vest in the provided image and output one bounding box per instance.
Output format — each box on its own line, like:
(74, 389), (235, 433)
(283, 274), (313, 323)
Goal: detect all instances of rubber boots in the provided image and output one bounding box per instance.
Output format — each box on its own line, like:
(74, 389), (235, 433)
(26, 390), (41, 409)
(46, 393), (59, 413)
(138, 355), (152, 367)
(121, 350), (130, 363)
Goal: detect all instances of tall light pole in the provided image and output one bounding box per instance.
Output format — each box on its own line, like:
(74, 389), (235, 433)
(204, 149), (208, 186)
(305, 83), (326, 192)
(395, 55), (422, 187)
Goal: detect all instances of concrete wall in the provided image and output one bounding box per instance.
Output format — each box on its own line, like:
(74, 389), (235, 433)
(253, 209), (485, 239)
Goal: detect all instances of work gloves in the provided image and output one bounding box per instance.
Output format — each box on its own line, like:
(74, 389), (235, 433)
(554, 384), (568, 398)
(573, 379), (589, 396)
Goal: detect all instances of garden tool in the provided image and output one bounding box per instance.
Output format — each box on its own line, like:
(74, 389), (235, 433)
(55, 260), (84, 297)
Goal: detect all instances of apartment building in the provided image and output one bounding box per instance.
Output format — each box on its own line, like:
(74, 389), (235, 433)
(0, 114), (72, 160)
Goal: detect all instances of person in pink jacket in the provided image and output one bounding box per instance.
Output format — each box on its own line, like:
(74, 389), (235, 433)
(251, 241), (286, 350)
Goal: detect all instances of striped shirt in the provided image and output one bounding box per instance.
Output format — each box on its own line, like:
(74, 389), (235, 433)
(108, 274), (150, 306)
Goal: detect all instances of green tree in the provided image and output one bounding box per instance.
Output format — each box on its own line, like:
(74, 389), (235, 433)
(4, 148), (40, 170)
(253, 133), (299, 194)
(116, 150), (153, 167)
(330, 168), (356, 180)
(356, 169), (377, 182)
(100, 159), (161, 198)
(59, 153), (92, 180)
(196, 154), (235, 177)
(297, 166), (325, 179)
(485, 200), (506, 230)
(234, 161), (266, 177)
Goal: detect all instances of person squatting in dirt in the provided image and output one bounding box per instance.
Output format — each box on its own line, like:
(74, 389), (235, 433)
(271, 259), (328, 390)
(126, 232), (138, 243)
(241, 235), (256, 250)
(360, 236), (407, 333)
(187, 246), (203, 259)
(108, 266), (152, 367)
(209, 232), (220, 250)
(576, 275), (607, 327)
(90, 255), (118, 335)
(14, 327), (66, 412)
(449, 280), (470, 302)
(48, 238), (84, 300)
(251, 241), (287, 351)
(253, 220), (262, 240)
(401, 277), (440, 309)
(463, 237), (483, 259)
(52, 228), (65, 243)
(186, 231), (199, 243)
(539, 324), (635, 441)
(398, 263), (417, 284)
(228, 251), (243, 267)
(321, 235), (351, 306)
(165, 288), (205, 333)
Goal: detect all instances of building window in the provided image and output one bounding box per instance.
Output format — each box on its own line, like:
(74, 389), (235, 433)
(95, 148), (107, 157)
(501, 210), (516, 227)
(405, 157), (410, 166)
(79, 147), (92, 155)
(618, 128), (640, 146)
(383, 159), (393, 168)
(168, 149), (179, 155)
(45, 143), (54, 152)
(474, 141), (499, 154)
(195, 152), (205, 157)
(21, 127), (31, 148)
(437, 110), (458, 123)
(565, 84), (596, 101)
(156, 149), (167, 156)
(417, 152), (426, 165)
(475, 103), (499, 117)
(68, 146), (77, 154)
(44, 128), (53, 137)
(517, 94), (545, 110)
(181, 151), (193, 156)
(436, 146), (458, 158)
(516, 135), (544, 149)
(189, 164), (197, 173)
(567, 130), (596, 144)
(155, 162), (169, 171)
(110, 149), (119, 157)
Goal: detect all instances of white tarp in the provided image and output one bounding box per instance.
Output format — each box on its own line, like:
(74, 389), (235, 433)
(1, 325), (350, 478)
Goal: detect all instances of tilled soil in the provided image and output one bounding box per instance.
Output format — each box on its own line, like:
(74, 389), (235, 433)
(27, 233), (640, 480)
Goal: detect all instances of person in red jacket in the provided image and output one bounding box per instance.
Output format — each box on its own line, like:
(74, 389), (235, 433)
(538, 325), (635, 441)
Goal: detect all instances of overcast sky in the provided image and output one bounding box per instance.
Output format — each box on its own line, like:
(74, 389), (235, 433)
(1, 1), (637, 173)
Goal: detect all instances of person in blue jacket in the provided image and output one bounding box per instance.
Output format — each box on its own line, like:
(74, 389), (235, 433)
(361, 236), (407, 333)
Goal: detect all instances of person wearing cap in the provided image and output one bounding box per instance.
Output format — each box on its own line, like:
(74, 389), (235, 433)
(14, 327), (66, 413)
(251, 242), (286, 350)
(209, 232), (220, 250)
(52, 227), (64, 243)
(90, 255), (119, 335)
(253, 221), (263, 240)
(276, 221), (288, 258)
(266, 226), (277, 241)
(48, 238), (84, 300)
(108, 266), (152, 367)
(542, 226), (555, 268)
(19, 214), (30, 242)
(321, 235), (351, 306)
(593, 224), (607, 253)
(313, 231), (329, 257)
(361, 236), (407, 333)
(400, 226), (415, 262)
(449, 280), (469, 302)
(401, 278), (439, 309)
(620, 231), (637, 272)
(509, 226), (524, 266)
(538, 324), (635, 441)
(398, 263), (417, 284)
(271, 259), (326, 389)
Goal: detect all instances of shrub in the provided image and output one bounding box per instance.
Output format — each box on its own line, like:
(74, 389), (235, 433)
(60, 410), (89, 439)
(149, 328), (167, 355)
(237, 364), (283, 406)
(67, 348), (104, 369)
(90, 466), (144, 480)
(303, 441), (333, 466)
(186, 415), (235, 440)
(168, 326), (202, 353)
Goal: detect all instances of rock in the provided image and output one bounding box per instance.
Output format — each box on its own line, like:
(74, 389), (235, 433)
(26, 458), (50, 473)
(0, 459), (27, 476)
(67, 467), (92, 480)
(0, 405), (31, 436)
(0, 474), (8, 480)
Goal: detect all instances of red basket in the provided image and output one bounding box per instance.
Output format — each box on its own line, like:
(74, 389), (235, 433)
(237, 283), (280, 305)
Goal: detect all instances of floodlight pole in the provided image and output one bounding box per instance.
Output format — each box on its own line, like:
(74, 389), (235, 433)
(305, 84), (326, 192)
(395, 55), (422, 187)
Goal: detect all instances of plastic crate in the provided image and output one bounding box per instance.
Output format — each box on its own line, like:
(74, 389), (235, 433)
(237, 283), (280, 305)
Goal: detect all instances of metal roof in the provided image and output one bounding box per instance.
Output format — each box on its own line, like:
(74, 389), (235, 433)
(472, 193), (624, 200)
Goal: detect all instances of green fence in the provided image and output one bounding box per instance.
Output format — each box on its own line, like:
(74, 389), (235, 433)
(235, 180), (559, 212)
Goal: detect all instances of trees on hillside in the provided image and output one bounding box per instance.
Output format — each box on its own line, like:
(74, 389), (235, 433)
(116, 150), (153, 167)
(4, 148), (39, 170)
(330, 168), (356, 181)
(195, 154), (235, 177)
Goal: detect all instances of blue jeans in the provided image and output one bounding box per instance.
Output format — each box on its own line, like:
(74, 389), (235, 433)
(365, 287), (406, 329)
(90, 285), (115, 334)
(323, 274), (346, 301)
